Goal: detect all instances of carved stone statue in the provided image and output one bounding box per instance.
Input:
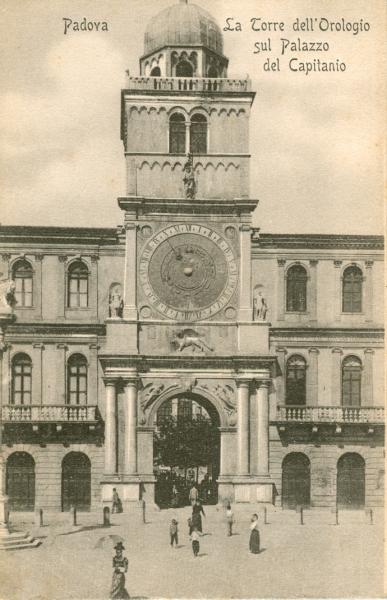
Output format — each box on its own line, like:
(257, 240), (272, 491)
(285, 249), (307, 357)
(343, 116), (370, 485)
(253, 291), (268, 321)
(182, 153), (196, 199)
(0, 278), (17, 310)
(108, 285), (123, 318)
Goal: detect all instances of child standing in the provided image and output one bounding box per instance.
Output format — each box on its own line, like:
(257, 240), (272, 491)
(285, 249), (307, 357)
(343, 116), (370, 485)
(226, 503), (234, 537)
(190, 526), (200, 557)
(170, 518), (178, 548)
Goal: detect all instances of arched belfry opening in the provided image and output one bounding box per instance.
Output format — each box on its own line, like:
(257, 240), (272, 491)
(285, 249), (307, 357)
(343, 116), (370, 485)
(153, 393), (220, 508)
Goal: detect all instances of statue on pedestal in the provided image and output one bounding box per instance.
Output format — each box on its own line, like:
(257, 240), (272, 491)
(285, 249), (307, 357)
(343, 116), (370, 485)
(183, 153), (196, 199)
(109, 284), (123, 318)
(253, 289), (268, 321)
(0, 278), (16, 311)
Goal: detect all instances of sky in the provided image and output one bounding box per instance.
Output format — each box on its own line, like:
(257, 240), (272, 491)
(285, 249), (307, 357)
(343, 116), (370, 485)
(0, 0), (384, 234)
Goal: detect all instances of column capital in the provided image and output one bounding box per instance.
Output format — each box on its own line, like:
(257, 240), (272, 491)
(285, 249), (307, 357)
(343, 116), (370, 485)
(365, 260), (374, 269)
(235, 378), (250, 389)
(56, 343), (68, 350)
(308, 347), (320, 354)
(124, 222), (137, 231)
(276, 346), (287, 354)
(333, 260), (342, 268)
(123, 375), (139, 388)
(239, 224), (251, 233)
(58, 255), (68, 263)
(256, 380), (270, 389)
(364, 348), (375, 355)
(103, 377), (118, 387)
(34, 254), (44, 262)
(277, 258), (286, 267)
(331, 347), (343, 354)
(309, 259), (318, 267)
(32, 343), (45, 350)
(1, 253), (11, 262)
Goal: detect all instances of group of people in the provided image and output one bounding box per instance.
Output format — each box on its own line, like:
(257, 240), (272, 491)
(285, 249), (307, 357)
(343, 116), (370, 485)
(155, 472), (216, 508)
(110, 500), (261, 598)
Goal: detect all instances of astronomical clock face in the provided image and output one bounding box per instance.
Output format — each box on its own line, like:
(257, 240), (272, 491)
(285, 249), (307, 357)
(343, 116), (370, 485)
(139, 224), (238, 321)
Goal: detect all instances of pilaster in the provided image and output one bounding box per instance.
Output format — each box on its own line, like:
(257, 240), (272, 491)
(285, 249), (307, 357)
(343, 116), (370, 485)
(307, 347), (319, 406)
(331, 348), (343, 406)
(333, 260), (342, 322)
(277, 259), (286, 321)
(365, 261), (373, 323)
(32, 343), (44, 405)
(362, 349), (374, 406)
(238, 224), (252, 321)
(123, 222), (138, 320)
(309, 259), (318, 322)
(256, 381), (270, 477)
(56, 344), (68, 404)
(236, 380), (250, 475)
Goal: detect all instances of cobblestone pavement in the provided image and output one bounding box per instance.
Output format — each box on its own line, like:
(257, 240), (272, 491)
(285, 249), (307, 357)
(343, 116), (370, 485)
(1, 506), (383, 599)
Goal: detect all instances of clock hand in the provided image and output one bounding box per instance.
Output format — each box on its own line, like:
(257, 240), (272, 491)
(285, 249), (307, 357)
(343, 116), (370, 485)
(167, 239), (181, 260)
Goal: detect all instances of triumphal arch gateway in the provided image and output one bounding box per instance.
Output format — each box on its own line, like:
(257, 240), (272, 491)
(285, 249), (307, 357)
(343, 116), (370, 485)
(100, 2), (276, 506)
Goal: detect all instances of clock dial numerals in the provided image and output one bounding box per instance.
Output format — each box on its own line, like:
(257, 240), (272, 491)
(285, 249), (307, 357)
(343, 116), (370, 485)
(139, 224), (238, 321)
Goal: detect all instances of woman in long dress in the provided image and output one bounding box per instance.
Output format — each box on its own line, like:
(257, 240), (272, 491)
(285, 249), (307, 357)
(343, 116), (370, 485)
(249, 514), (260, 554)
(110, 542), (129, 599)
(191, 500), (205, 533)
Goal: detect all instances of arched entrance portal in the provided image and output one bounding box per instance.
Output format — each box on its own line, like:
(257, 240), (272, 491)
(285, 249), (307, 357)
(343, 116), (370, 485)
(337, 453), (365, 509)
(61, 452), (91, 511)
(282, 453), (311, 509)
(153, 393), (220, 508)
(6, 452), (35, 511)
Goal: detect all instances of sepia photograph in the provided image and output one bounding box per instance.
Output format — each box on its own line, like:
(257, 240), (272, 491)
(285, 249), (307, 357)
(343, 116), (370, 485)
(0, 1), (384, 598)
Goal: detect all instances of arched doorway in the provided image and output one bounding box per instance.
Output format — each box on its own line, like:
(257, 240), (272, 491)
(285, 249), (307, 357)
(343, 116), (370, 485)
(6, 452), (35, 511)
(337, 453), (365, 509)
(282, 453), (311, 509)
(61, 452), (91, 511)
(153, 393), (220, 508)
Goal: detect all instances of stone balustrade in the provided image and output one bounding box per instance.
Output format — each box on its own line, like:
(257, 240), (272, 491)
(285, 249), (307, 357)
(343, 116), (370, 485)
(276, 405), (384, 424)
(126, 76), (251, 93)
(2, 405), (98, 422)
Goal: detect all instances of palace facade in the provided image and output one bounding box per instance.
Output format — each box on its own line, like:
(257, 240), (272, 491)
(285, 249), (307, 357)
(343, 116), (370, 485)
(1, 0), (384, 512)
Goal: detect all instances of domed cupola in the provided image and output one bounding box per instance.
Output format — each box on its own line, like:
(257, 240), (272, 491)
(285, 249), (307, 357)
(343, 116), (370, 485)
(140, 0), (228, 78)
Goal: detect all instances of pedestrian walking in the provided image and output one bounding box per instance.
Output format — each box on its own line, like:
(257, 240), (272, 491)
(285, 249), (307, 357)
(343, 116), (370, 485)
(191, 499), (205, 533)
(249, 513), (260, 554)
(112, 488), (123, 514)
(190, 526), (201, 557)
(189, 484), (199, 506)
(110, 542), (129, 599)
(226, 503), (234, 536)
(170, 518), (178, 548)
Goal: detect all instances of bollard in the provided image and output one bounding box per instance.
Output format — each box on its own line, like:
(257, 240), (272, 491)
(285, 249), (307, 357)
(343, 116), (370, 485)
(103, 506), (111, 527)
(142, 499), (146, 524)
(263, 506), (268, 525)
(70, 505), (77, 526)
(35, 508), (44, 527)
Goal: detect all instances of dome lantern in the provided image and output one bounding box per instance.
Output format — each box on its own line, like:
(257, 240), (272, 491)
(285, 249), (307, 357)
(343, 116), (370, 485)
(140, 1), (228, 78)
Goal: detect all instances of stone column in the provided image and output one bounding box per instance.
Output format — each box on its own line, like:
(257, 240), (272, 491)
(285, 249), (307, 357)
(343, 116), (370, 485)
(307, 348), (319, 406)
(238, 225), (252, 320)
(123, 222), (137, 320)
(34, 254), (43, 319)
(124, 378), (138, 475)
(185, 121), (190, 155)
(333, 261), (342, 322)
(365, 261), (373, 323)
(236, 380), (250, 475)
(362, 349), (374, 406)
(331, 348), (343, 406)
(277, 259), (286, 320)
(309, 260), (318, 322)
(257, 381), (270, 477)
(88, 344), (99, 405)
(275, 347), (287, 405)
(32, 343), (44, 405)
(104, 381), (117, 475)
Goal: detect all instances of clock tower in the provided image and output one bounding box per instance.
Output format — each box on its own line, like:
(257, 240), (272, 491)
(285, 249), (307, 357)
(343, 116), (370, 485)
(100, 0), (276, 507)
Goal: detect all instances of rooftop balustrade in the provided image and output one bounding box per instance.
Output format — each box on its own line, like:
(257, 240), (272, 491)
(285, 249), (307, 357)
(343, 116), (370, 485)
(126, 76), (252, 93)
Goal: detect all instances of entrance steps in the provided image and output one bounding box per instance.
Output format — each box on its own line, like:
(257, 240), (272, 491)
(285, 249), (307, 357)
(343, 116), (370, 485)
(0, 529), (41, 551)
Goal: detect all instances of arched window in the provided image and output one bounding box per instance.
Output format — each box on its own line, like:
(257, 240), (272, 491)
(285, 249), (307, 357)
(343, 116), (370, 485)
(157, 400), (172, 425)
(286, 355), (306, 405)
(342, 266), (362, 313)
(190, 114), (207, 154)
(11, 353), (32, 405)
(176, 60), (193, 77)
(286, 265), (307, 312)
(67, 354), (87, 405)
(12, 259), (33, 307)
(342, 356), (361, 406)
(67, 261), (88, 308)
(169, 113), (186, 154)
(150, 66), (161, 76)
(208, 66), (218, 78)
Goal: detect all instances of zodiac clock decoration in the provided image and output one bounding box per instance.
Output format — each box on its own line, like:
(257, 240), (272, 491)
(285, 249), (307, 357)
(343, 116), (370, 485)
(139, 224), (238, 321)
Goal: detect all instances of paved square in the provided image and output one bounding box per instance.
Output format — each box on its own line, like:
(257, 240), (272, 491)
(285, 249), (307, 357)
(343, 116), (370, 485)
(1, 506), (383, 599)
